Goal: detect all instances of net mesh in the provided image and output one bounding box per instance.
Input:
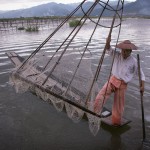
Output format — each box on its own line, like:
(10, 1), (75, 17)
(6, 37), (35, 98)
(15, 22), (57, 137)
(8, 0), (124, 135)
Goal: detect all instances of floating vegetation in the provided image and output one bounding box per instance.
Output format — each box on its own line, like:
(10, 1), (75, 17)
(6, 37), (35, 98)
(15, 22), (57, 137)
(69, 19), (81, 27)
(25, 26), (39, 32)
(17, 27), (25, 30)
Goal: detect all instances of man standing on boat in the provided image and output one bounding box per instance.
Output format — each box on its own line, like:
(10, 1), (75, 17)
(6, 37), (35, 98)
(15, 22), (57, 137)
(94, 36), (145, 126)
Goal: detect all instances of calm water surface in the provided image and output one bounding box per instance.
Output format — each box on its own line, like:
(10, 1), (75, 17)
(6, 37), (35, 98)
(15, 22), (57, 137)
(0, 18), (150, 150)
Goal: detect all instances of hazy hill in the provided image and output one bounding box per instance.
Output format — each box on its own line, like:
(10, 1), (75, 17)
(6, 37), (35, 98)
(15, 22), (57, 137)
(0, 0), (149, 18)
(0, 2), (75, 18)
(0, 10), (9, 14)
(123, 0), (150, 16)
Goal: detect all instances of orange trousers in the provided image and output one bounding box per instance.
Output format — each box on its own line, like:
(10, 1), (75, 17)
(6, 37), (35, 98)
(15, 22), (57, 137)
(94, 76), (127, 125)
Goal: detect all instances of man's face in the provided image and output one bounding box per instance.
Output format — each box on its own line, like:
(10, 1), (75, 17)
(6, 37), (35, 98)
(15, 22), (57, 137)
(121, 49), (132, 59)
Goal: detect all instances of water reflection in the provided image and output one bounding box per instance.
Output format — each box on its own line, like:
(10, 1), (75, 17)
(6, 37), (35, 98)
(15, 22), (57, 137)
(101, 124), (131, 150)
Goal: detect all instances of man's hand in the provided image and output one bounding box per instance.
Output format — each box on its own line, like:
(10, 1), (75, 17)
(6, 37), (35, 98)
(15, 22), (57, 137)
(140, 80), (145, 96)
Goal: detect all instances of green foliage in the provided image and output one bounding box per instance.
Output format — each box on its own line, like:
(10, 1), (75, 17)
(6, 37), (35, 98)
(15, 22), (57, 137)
(17, 27), (25, 30)
(69, 19), (81, 27)
(25, 26), (39, 32)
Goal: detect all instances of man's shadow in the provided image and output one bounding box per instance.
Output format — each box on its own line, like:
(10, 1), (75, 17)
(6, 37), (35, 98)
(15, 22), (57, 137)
(101, 123), (131, 150)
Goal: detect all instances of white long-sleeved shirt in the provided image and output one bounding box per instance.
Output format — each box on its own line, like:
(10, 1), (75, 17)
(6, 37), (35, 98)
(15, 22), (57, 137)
(107, 48), (145, 83)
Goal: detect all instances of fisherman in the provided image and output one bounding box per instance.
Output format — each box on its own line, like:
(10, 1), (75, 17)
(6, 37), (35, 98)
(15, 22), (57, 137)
(94, 36), (145, 125)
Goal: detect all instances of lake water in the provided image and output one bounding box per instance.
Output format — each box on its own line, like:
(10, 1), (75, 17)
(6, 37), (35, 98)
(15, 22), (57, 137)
(0, 18), (150, 150)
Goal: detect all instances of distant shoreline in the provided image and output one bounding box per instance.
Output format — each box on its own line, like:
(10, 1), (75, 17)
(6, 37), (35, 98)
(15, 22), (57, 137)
(0, 16), (150, 21)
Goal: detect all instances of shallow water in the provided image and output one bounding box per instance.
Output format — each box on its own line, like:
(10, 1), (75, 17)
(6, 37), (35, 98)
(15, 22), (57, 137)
(0, 18), (150, 150)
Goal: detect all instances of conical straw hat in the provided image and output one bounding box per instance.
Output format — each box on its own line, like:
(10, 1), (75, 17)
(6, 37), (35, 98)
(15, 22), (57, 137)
(116, 40), (138, 50)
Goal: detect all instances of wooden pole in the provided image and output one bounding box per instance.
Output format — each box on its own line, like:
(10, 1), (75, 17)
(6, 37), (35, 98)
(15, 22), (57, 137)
(137, 54), (146, 140)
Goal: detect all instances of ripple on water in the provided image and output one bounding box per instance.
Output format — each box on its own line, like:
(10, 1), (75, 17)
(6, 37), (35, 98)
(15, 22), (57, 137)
(145, 116), (150, 122)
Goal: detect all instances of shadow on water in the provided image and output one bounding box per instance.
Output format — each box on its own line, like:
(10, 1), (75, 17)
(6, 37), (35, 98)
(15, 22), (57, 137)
(101, 122), (150, 150)
(101, 123), (131, 150)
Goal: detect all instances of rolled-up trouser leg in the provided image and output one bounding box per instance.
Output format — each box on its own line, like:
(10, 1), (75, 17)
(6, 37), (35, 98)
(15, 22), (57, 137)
(112, 87), (126, 125)
(94, 82), (115, 114)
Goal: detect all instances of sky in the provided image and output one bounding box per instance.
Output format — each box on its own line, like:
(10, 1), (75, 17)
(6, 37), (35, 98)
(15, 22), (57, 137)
(0, 0), (136, 11)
